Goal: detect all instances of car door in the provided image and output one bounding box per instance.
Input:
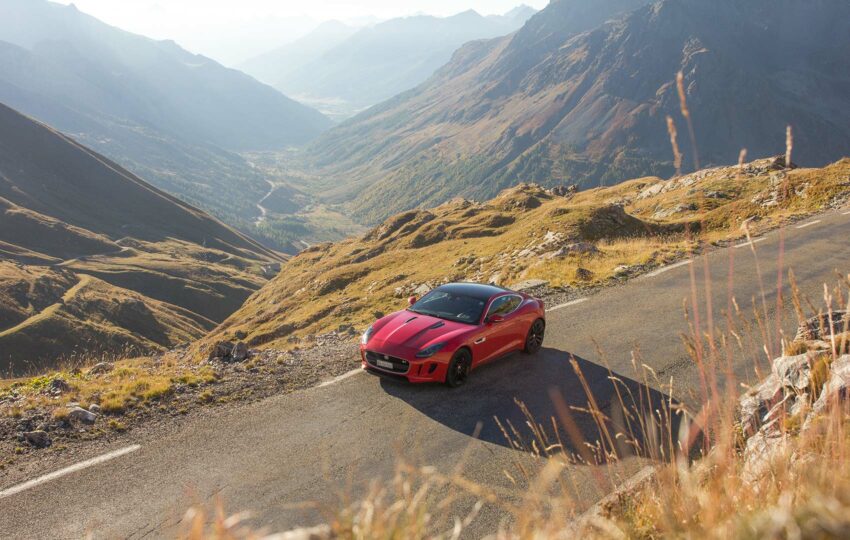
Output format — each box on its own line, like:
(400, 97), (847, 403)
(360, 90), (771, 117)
(474, 294), (523, 364)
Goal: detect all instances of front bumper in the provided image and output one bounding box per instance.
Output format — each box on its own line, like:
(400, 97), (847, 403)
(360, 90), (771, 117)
(360, 346), (449, 383)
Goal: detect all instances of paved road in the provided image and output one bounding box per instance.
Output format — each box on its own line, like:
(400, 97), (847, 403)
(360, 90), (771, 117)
(2, 209), (850, 539)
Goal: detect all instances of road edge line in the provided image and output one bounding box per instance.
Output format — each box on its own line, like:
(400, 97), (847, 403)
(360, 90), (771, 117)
(643, 259), (692, 278)
(549, 298), (588, 312)
(318, 368), (364, 388)
(796, 219), (822, 229)
(0, 444), (141, 500)
(733, 237), (767, 249)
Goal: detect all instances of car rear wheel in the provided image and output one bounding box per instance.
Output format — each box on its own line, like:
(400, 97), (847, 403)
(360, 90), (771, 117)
(445, 349), (472, 388)
(524, 319), (545, 354)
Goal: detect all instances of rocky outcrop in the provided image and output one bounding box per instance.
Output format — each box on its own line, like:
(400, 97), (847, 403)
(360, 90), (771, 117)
(738, 312), (850, 482)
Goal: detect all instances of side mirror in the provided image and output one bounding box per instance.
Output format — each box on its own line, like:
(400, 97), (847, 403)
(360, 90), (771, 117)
(486, 314), (505, 324)
(408, 296), (418, 306)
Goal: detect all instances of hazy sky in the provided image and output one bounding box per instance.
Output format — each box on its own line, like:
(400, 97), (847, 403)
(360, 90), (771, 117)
(54, 0), (549, 65)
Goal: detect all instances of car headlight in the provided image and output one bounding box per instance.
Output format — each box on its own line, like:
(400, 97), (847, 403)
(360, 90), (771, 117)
(415, 342), (446, 358)
(361, 326), (374, 345)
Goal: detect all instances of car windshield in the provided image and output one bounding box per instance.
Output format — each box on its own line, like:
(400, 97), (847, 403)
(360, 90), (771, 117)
(408, 290), (486, 324)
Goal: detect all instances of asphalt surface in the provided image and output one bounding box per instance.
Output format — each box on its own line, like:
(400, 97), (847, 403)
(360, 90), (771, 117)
(2, 209), (850, 539)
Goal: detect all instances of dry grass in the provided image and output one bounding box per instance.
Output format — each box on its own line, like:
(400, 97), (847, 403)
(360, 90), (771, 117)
(203, 157), (850, 357)
(0, 351), (219, 417)
(179, 268), (850, 539)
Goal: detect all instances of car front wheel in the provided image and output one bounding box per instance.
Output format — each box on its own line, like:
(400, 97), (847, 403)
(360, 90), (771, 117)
(445, 349), (472, 388)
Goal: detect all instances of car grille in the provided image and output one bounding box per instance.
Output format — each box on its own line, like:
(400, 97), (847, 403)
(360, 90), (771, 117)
(365, 350), (410, 374)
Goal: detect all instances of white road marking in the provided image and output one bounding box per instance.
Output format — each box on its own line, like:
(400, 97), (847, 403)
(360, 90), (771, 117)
(734, 237), (767, 249)
(796, 219), (822, 229)
(318, 368), (364, 388)
(643, 260), (692, 278)
(0, 445), (141, 500)
(549, 298), (588, 312)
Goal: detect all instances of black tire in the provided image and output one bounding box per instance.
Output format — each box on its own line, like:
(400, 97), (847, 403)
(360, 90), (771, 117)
(524, 319), (545, 354)
(445, 349), (472, 388)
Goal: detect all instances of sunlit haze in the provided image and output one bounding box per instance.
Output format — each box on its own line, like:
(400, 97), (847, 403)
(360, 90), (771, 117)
(53, 0), (550, 65)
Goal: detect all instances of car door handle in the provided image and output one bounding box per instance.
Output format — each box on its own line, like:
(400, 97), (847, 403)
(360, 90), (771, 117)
(474, 338), (486, 344)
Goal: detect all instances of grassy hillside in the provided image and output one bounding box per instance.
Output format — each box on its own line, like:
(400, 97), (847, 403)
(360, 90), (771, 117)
(204, 156), (850, 352)
(0, 103), (282, 375)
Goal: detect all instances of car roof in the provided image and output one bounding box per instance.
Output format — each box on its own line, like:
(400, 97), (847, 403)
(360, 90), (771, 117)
(433, 282), (511, 301)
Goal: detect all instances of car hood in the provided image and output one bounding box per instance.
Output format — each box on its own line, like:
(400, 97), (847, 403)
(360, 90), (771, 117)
(370, 311), (474, 352)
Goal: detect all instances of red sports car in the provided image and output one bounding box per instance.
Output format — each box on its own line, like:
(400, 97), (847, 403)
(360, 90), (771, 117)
(360, 283), (546, 387)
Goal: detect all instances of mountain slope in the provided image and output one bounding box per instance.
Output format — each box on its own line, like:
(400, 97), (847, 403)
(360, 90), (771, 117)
(205, 156), (850, 352)
(0, 0), (331, 244)
(0, 103), (283, 375)
(254, 7), (536, 118)
(239, 20), (359, 93)
(302, 0), (850, 224)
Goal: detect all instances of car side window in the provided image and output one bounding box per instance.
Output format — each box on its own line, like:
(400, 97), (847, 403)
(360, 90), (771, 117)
(486, 295), (522, 319)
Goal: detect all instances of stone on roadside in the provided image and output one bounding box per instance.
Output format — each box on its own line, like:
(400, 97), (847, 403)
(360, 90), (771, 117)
(68, 407), (97, 425)
(24, 430), (51, 448)
(512, 279), (548, 292)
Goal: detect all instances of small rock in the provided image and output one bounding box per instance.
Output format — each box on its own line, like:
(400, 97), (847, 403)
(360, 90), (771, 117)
(231, 342), (249, 362)
(209, 341), (235, 361)
(88, 404), (102, 414)
(413, 283), (432, 296)
(68, 407), (97, 425)
(512, 279), (549, 292)
(637, 182), (665, 200)
(49, 378), (71, 394)
(575, 267), (594, 281)
(234, 330), (248, 340)
(24, 430), (51, 448)
(550, 184), (578, 197)
(613, 265), (631, 277)
(88, 362), (114, 376)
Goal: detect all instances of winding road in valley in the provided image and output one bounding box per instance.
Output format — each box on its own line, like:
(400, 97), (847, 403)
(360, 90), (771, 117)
(3, 209), (850, 539)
